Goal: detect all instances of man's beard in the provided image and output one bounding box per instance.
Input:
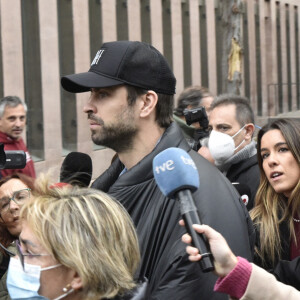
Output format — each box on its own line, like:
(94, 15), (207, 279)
(89, 110), (138, 153)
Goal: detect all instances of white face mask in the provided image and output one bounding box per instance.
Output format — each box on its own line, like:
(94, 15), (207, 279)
(208, 125), (246, 164)
(7, 257), (73, 300)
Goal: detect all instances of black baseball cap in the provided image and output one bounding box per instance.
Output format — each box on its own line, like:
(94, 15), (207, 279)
(61, 41), (176, 95)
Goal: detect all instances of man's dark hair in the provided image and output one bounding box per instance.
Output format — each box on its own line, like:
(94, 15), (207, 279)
(210, 94), (255, 126)
(174, 86), (212, 117)
(125, 85), (173, 128)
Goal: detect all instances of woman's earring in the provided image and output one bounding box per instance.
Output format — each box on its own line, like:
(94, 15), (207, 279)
(62, 284), (71, 293)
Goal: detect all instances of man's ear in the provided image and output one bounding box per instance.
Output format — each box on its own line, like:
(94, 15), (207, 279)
(245, 123), (255, 140)
(139, 90), (158, 118)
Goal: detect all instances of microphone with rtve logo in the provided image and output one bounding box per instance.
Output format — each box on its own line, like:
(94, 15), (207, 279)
(152, 147), (214, 273)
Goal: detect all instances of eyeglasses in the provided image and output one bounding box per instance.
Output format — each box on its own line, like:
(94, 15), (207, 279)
(0, 188), (31, 213)
(16, 240), (50, 272)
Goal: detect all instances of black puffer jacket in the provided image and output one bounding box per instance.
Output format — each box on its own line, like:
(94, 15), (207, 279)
(93, 122), (255, 300)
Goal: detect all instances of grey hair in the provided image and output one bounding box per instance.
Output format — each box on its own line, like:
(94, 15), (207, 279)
(210, 94), (255, 126)
(0, 96), (27, 118)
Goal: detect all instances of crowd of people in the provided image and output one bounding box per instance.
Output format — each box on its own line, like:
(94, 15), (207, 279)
(0, 40), (298, 299)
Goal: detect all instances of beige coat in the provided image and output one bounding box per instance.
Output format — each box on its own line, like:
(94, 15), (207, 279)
(230, 263), (300, 300)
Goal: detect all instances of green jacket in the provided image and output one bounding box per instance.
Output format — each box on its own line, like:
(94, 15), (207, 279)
(172, 114), (195, 140)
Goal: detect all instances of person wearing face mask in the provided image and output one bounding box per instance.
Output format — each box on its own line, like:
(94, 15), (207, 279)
(181, 119), (300, 294)
(6, 176), (141, 300)
(206, 94), (260, 210)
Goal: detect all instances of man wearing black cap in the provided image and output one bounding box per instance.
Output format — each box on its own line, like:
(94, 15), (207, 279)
(61, 41), (254, 299)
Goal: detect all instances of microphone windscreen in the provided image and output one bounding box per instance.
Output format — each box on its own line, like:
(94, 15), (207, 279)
(153, 147), (199, 198)
(60, 152), (92, 187)
(232, 182), (251, 206)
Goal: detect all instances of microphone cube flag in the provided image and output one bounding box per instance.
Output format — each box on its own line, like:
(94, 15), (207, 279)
(152, 147), (199, 198)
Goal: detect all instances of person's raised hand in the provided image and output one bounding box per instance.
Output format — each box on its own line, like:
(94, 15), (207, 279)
(179, 220), (238, 277)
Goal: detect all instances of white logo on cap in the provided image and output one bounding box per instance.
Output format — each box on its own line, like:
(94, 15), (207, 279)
(91, 50), (105, 66)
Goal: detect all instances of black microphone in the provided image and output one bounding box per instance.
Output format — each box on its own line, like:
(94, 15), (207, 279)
(153, 147), (214, 272)
(232, 182), (251, 206)
(60, 152), (92, 187)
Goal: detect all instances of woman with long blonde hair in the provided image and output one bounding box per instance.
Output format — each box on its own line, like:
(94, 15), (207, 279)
(251, 118), (300, 269)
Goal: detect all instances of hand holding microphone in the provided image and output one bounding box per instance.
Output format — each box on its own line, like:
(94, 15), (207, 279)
(153, 147), (214, 272)
(181, 223), (238, 277)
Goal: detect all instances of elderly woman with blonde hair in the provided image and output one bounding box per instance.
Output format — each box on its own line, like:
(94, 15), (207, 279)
(6, 177), (140, 300)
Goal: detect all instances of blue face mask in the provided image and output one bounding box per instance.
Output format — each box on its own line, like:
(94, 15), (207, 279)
(7, 257), (73, 300)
